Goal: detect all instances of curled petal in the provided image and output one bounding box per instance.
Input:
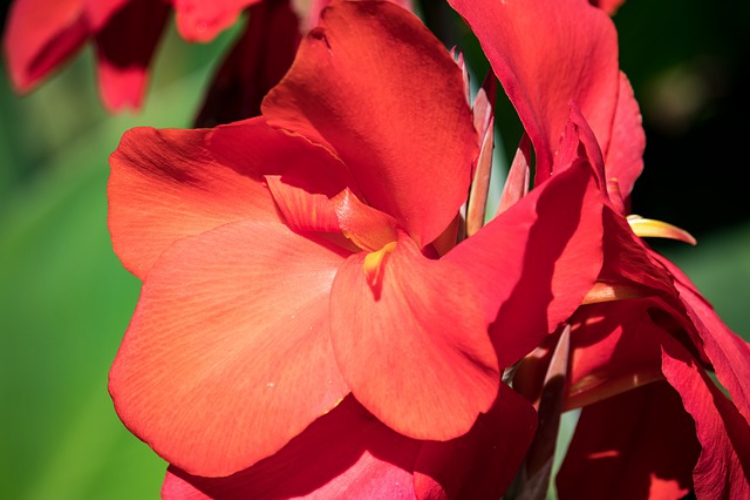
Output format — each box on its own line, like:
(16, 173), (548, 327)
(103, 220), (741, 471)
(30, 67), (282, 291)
(109, 220), (350, 476)
(263, 0), (477, 246)
(330, 233), (499, 441)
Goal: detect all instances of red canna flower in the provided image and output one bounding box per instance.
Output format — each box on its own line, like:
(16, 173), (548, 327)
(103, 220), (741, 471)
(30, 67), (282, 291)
(447, 0), (750, 496)
(108, 0), (604, 479)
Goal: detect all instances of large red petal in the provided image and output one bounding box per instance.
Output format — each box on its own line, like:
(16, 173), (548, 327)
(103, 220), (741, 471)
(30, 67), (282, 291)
(93, 0), (170, 111)
(194, 0), (301, 127)
(447, 0), (619, 182)
(557, 383), (699, 500)
(446, 160), (605, 367)
(656, 255), (750, 426)
(109, 220), (350, 477)
(414, 384), (537, 499)
(162, 396), (421, 499)
(172, 0), (260, 42)
(262, 0), (477, 246)
(3, 0), (88, 92)
(661, 338), (750, 499)
(108, 118), (346, 278)
(329, 233), (499, 441)
(604, 73), (645, 200)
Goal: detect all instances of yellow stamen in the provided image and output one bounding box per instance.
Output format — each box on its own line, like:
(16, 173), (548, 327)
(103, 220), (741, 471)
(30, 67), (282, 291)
(581, 281), (646, 305)
(627, 214), (697, 245)
(363, 241), (397, 287)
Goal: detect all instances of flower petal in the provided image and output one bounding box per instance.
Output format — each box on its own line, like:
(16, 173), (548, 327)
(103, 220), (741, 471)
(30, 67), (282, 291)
(162, 396), (421, 499)
(446, 160), (604, 367)
(557, 383), (699, 500)
(447, 0), (619, 182)
(109, 220), (350, 476)
(657, 255), (750, 426)
(93, 0), (170, 111)
(604, 73), (645, 200)
(3, 0), (87, 92)
(108, 118), (345, 278)
(661, 338), (750, 500)
(173, 0), (260, 42)
(414, 383), (537, 499)
(330, 232), (499, 441)
(194, 0), (301, 127)
(262, 0), (477, 246)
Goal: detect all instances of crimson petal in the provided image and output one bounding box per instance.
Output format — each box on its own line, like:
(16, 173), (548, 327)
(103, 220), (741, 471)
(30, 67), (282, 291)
(262, 0), (477, 246)
(661, 337), (750, 499)
(109, 220), (350, 477)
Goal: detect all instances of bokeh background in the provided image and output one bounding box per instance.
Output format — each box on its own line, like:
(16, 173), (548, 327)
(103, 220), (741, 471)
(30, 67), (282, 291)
(1, 1), (748, 498)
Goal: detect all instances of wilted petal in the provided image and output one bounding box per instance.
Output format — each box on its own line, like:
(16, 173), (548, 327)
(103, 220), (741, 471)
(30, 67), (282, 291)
(263, 0), (477, 246)
(414, 384), (538, 499)
(3, 0), (87, 92)
(162, 396), (421, 499)
(93, 0), (170, 111)
(330, 232), (499, 441)
(446, 160), (604, 367)
(109, 220), (350, 477)
(557, 383), (699, 500)
(447, 0), (619, 182)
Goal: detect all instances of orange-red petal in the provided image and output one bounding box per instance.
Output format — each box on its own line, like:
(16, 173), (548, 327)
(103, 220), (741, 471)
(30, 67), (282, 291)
(108, 118), (348, 278)
(329, 233), (499, 441)
(262, 0), (477, 246)
(109, 220), (350, 476)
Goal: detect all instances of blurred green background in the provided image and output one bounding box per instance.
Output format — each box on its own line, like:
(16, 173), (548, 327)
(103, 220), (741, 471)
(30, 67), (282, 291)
(0, 1), (748, 499)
